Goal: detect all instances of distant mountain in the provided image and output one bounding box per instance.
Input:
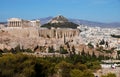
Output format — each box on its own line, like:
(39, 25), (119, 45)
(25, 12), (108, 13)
(39, 16), (53, 25)
(39, 16), (120, 28)
(0, 22), (7, 27)
(69, 19), (120, 28)
(0, 22), (7, 24)
(41, 15), (79, 29)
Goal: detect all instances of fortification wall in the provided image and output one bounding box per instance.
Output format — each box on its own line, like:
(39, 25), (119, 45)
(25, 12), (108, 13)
(2, 27), (39, 38)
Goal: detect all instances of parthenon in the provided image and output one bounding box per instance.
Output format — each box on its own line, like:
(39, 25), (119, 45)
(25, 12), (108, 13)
(8, 18), (40, 27)
(8, 18), (23, 27)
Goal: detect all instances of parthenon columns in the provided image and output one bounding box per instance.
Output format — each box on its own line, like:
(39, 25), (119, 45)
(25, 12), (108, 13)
(8, 21), (22, 27)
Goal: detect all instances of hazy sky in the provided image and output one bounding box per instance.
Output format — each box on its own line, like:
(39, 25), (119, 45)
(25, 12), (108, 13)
(0, 0), (120, 22)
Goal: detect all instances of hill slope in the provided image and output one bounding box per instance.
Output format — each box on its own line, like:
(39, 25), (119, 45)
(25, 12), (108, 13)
(41, 15), (79, 29)
(39, 17), (120, 28)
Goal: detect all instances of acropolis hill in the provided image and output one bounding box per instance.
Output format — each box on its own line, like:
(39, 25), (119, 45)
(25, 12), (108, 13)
(0, 15), (120, 58)
(0, 16), (83, 54)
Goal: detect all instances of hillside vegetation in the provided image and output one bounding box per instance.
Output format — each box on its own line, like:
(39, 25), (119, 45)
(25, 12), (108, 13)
(41, 22), (79, 29)
(0, 52), (102, 77)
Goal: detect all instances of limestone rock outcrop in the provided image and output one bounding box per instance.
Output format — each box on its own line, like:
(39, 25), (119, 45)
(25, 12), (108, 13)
(0, 27), (82, 52)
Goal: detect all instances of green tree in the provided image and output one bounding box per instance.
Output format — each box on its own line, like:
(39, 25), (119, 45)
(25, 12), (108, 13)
(56, 61), (73, 77)
(117, 50), (120, 59)
(85, 61), (101, 71)
(0, 49), (2, 56)
(48, 46), (55, 53)
(99, 39), (105, 45)
(59, 46), (68, 54)
(3, 48), (9, 53)
(88, 42), (94, 48)
(34, 45), (39, 51)
(25, 48), (33, 53)
(92, 52), (96, 60)
(82, 70), (95, 77)
(70, 69), (94, 77)
(0, 54), (52, 77)
(72, 45), (76, 54)
(34, 58), (52, 77)
(70, 69), (83, 77)
(101, 73), (116, 77)
(14, 44), (21, 52)
(81, 49), (85, 55)
(75, 63), (87, 71)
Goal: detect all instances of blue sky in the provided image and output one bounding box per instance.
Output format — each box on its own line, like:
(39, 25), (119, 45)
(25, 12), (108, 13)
(0, 0), (120, 22)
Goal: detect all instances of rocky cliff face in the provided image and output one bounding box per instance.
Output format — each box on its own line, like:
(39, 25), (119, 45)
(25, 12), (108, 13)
(4, 27), (39, 38)
(0, 27), (69, 50)
(0, 27), (82, 52)
(0, 27), (40, 50)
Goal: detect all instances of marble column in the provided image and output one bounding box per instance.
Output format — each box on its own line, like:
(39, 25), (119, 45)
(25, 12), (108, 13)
(13, 21), (15, 27)
(15, 21), (16, 27)
(16, 21), (18, 27)
(15, 21), (17, 27)
(18, 22), (20, 27)
(11, 22), (12, 27)
(11, 22), (13, 27)
(12, 21), (14, 27)
(10, 22), (11, 27)
(13, 21), (14, 27)
(18, 21), (19, 27)
(12, 22), (14, 27)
